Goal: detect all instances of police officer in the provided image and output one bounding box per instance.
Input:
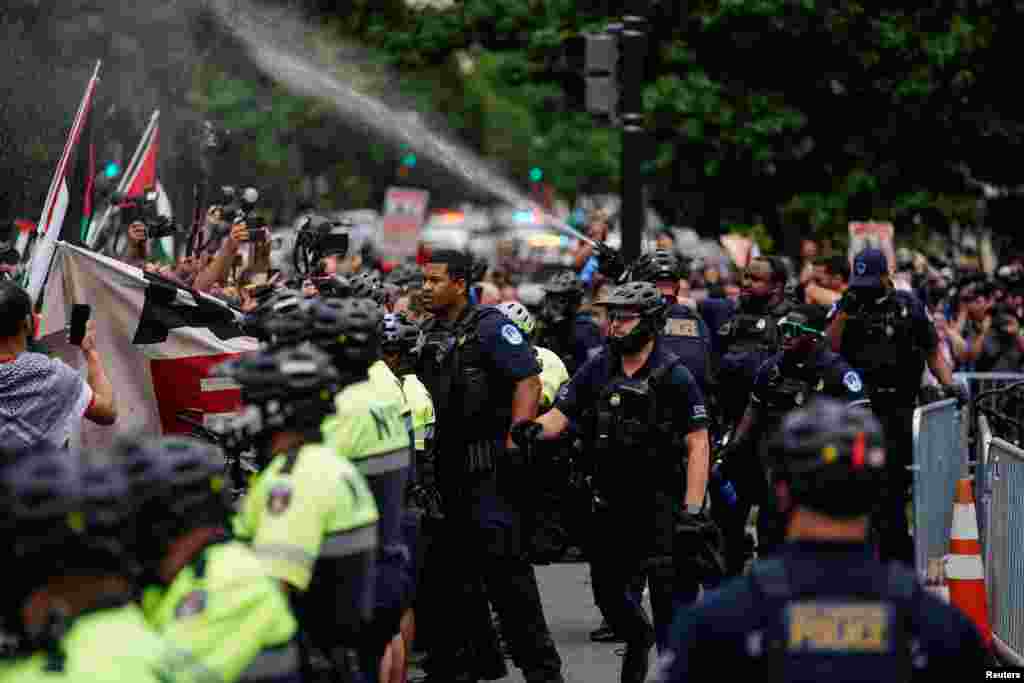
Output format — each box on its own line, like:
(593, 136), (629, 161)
(497, 300), (574, 563)
(534, 270), (604, 377)
(381, 311), (437, 681)
(628, 249), (713, 396)
(0, 446), (218, 682)
(512, 281), (712, 683)
(416, 249), (564, 683)
(723, 304), (865, 561)
(717, 256), (797, 428)
(651, 398), (989, 682)
(314, 298), (414, 683)
(122, 436), (301, 683)
(218, 345), (380, 682)
(827, 248), (962, 566)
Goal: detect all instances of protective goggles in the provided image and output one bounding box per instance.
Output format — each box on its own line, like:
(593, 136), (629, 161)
(777, 319), (825, 339)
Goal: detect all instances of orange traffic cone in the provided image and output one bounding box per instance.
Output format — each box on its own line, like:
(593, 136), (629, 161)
(945, 478), (992, 648)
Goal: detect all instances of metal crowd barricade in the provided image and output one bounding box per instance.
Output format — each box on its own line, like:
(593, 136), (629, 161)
(977, 415), (994, 548)
(984, 437), (1024, 666)
(911, 398), (965, 578)
(954, 372), (1024, 456)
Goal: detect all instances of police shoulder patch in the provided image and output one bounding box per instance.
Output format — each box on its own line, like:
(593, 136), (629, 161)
(843, 371), (863, 393)
(175, 590), (207, 619)
(267, 481), (293, 516)
(501, 323), (523, 345)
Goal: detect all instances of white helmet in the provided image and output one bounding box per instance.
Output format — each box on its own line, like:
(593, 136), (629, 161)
(497, 301), (535, 337)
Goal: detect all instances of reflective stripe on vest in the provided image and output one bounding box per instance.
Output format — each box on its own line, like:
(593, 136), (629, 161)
(250, 544), (315, 572)
(321, 524), (378, 558)
(240, 642), (301, 681)
(355, 446), (411, 476)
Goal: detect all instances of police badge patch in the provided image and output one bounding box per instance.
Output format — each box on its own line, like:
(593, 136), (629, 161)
(175, 590), (207, 619)
(501, 324), (523, 345)
(843, 371), (863, 393)
(267, 482), (293, 516)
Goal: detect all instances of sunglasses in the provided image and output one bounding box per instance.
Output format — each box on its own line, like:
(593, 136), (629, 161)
(777, 320), (825, 339)
(608, 310), (643, 323)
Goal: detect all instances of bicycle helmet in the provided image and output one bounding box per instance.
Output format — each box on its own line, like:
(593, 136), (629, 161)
(594, 281), (668, 354)
(496, 301), (536, 337)
(309, 297), (383, 372)
(630, 250), (680, 283)
(761, 397), (886, 518)
(119, 436), (231, 574)
(211, 344), (341, 456)
(540, 270), (585, 324)
(381, 312), (421, 355)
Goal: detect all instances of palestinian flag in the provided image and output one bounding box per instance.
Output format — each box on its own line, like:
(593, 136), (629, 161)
(86, 110), (174, 262)
(39, 241), (259, 450)
(21, 61), (102, 303)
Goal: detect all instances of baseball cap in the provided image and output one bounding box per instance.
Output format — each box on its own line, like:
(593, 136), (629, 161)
(849, 248), (888, 288)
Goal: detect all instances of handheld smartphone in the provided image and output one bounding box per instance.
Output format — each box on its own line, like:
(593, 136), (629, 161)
(69, 304), (91, 346)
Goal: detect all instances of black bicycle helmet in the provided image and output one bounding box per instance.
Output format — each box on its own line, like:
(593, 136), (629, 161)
(595, 280), (668, 318)
(348, 270), (384, 303)
(0, 447), (135, 579)
(381, 312), (421, 355)
(315, 274), (352, 299)
(212, 344), (341, 448)
(542, 270), (585, 298)
(761, 397), (887, 518)
(594, 281), (669, 354)
(309, 297), (383, 371)
(386, 263), (424, 290)
(242, 288), (306, 341)
(119, 436), (231, 572)
(630, 249), (680, 283)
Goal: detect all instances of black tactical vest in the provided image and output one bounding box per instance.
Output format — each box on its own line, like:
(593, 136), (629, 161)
(841, 296), (920, 399)
(587, 352), (686, 555)
(416, 306), (511, 450)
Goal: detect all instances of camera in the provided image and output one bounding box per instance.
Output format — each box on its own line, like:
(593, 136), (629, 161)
(119, 188), (179, 240)
(292, 214), (351, 277)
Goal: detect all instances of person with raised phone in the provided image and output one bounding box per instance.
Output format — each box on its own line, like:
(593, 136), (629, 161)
(0, 281), (117, 451)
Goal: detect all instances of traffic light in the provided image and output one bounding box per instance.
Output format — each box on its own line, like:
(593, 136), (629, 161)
(103, 161), (121, 179)
(584, 30), (619, 119)
(529, 167), (544, 183)
(401, 153), (418, 168)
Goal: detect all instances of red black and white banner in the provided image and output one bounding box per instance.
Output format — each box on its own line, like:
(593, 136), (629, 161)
(39, 241), (259, 450)
(22, 61), (102, 303)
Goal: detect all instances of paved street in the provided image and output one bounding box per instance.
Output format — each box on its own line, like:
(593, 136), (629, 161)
(410, 562), (651, 683)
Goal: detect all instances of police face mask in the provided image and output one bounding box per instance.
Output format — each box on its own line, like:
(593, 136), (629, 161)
(541, 294), (574, 324)
(608, 309), (655, 355)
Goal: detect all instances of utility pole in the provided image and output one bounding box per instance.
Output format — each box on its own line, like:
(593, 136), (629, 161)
(619, 6), (648, 266)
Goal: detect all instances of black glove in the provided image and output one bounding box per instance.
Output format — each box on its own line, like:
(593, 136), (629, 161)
(594, 242), (626, 281)
(837, 290), (860, 314)
(944, 382), (969, 408)
(510, 421), (544, 449)
(674, 509), (726, 588)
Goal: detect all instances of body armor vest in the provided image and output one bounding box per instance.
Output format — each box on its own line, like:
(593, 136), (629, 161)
(750, 557), (916, 682)
(416, 307), (511, 473)
(587, 352), (686, 555)
(843, 297), (919, 398)
(758, 363), (824, 435)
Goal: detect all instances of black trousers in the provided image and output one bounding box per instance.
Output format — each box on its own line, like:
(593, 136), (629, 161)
(589, 510), (699, 654)
(424, 476), (563, 683)
(875, 407), (915, 567)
